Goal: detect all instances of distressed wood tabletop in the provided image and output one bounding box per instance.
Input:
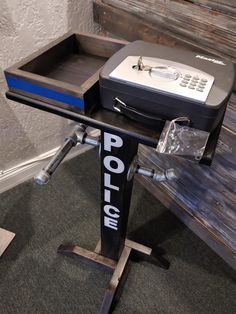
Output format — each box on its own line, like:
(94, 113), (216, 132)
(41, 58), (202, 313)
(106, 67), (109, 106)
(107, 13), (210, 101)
(138, 94), (236, 268)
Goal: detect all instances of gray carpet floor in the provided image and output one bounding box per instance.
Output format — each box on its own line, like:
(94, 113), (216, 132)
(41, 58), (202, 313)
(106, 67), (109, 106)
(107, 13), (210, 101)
(0, 148), (235, 314)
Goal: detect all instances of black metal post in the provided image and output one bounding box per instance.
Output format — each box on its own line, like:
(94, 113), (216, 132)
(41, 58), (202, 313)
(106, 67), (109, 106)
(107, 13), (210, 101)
(100, 130), (139, 260)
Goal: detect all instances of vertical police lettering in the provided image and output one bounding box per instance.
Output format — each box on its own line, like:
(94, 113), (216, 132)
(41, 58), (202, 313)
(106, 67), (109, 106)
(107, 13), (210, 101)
(103, 132), (124, 230)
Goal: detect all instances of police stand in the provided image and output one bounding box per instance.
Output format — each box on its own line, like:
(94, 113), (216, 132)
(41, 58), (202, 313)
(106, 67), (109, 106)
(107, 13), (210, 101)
(7, 92), (182, 314)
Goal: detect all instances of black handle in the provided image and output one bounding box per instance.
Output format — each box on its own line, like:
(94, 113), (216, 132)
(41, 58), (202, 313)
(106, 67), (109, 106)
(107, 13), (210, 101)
(114, 97), (165, 128)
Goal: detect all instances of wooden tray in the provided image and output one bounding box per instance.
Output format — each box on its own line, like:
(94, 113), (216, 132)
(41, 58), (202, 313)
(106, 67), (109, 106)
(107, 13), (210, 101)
(4, 33), (127, 114)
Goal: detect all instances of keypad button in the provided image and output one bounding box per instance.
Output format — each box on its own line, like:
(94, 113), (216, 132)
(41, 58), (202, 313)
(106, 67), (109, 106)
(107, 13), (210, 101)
(184, 74), (191, 78)
(180, 83), (187, 87)
(189, 82), (197, 86)
(193, 76), (199, 80)
(188, 86), (195, 89)
(197, 88), (204, 92)
(201, 78), (208, 83)
(199, 82), (206, 87)
(182, 80), (189, 84)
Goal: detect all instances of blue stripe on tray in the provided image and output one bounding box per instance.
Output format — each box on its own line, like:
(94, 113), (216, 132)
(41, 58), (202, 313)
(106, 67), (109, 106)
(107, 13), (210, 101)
(6, 76), (84, 109)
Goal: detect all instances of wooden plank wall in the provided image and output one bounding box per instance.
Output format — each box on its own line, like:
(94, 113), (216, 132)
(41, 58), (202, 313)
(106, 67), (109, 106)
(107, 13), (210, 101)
(101, 0), (236, 62)
(192, 0), (236, 15)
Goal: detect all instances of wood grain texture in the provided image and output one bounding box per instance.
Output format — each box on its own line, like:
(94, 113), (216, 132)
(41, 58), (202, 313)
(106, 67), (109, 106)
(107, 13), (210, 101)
(5, 32), (127, 114)
(95, 0), (236, 63)
(191, 0), (236, 15)
(137, 93), (236, 268)
(94, 0), (199, 50)
(75, 33), (128, 58)
(44, 53), (106, 86)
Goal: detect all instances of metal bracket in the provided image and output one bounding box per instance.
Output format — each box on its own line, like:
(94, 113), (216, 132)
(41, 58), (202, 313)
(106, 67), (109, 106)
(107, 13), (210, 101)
(127, 156), (177, 182)
(34, 124), (100, 185)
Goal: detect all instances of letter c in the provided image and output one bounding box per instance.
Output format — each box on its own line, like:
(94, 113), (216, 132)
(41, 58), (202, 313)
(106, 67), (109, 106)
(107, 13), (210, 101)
(104, 205), (120, 218)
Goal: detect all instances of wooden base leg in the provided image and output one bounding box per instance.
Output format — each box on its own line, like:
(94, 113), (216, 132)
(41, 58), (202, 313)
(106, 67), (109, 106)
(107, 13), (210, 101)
(58, 239), (162, 314)
(99, 245), (131, 314)
(57, 244), (117, 273)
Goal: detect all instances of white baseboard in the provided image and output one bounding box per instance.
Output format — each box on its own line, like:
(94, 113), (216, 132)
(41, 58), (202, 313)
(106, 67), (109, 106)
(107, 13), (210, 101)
(0, 129), (99, 194)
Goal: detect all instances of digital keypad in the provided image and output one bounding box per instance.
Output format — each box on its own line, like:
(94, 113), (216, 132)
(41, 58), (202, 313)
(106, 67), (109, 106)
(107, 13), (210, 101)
(180, 74), (208, 92)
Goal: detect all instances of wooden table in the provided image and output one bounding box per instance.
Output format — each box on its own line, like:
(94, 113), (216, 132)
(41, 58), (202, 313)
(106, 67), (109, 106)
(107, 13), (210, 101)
(137, 93), (236, 269)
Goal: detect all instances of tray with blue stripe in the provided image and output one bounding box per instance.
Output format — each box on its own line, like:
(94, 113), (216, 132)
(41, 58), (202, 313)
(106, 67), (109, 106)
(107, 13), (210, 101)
(4, 32), (126, 114)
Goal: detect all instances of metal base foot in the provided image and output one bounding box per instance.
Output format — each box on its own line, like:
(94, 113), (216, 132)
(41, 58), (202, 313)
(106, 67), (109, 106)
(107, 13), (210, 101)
(58, 239), (166, 314)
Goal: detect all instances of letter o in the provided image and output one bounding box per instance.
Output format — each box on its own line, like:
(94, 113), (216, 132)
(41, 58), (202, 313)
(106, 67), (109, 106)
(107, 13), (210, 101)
(103, 156), (125, 174)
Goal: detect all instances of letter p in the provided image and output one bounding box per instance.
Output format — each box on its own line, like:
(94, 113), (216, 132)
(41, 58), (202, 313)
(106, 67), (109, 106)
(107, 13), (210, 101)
(104, 132), (123, 152)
